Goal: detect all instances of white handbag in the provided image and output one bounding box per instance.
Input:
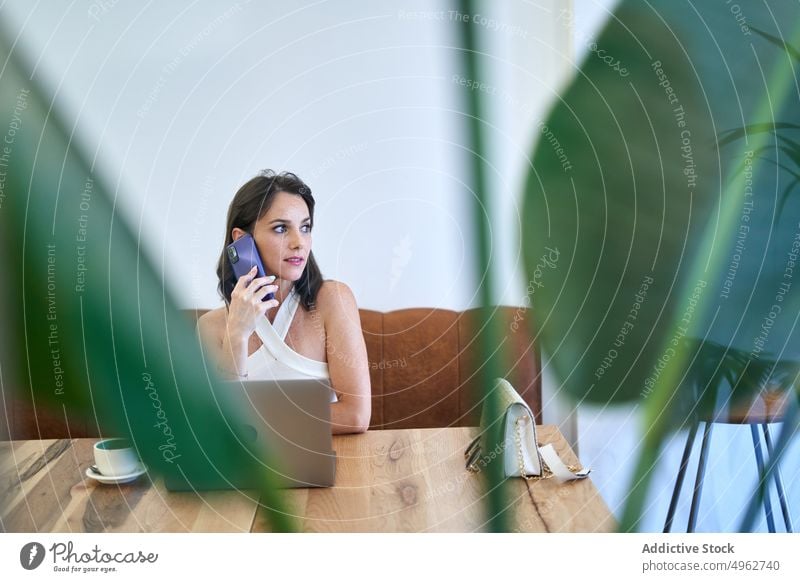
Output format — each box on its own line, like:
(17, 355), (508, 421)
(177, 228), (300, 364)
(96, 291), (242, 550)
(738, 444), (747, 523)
(465, 378), (590, 482)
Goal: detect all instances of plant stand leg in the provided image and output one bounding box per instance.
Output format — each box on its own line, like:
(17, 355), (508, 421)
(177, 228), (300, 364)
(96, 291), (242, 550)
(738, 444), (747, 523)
(750, 424), (776, 532)
(687, 422), (713, 532)
(762, 423), (793, 532)
(664, 422), (699, 532)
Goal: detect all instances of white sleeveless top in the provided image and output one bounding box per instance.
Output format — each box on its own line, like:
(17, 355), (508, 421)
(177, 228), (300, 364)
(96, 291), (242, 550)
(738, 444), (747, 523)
(247, 286), (337, 401)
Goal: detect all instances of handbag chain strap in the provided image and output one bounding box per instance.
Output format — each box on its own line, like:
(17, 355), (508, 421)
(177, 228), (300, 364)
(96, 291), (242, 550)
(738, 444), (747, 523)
(514, 417), (580, 481)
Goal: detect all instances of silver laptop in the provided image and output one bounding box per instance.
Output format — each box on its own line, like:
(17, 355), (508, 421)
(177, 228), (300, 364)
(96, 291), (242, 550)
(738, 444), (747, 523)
(164, 379), (336, 491)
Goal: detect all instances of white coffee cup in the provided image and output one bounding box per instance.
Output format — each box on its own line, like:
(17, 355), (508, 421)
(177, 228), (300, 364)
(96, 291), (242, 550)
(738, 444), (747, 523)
(93, 438), (140, 477)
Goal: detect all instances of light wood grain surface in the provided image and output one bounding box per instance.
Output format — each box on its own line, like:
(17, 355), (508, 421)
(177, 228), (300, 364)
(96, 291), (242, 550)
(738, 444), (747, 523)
(0, 439), (259, 533)
(254, 426), (615, 533)
(1, 427), (615, 533)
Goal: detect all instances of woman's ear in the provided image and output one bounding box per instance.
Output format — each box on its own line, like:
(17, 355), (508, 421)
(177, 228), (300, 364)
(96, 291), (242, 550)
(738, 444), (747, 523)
(231, 227), (247, 241)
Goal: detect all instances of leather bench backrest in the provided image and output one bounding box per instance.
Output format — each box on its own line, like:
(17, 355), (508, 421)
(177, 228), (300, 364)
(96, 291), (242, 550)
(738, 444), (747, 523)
(6, 306), (541, 439)
(362, 306), (541, 429)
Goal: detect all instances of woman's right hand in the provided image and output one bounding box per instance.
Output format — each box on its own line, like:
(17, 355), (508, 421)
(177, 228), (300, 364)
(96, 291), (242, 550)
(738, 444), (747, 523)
(226, 266), (279, 340)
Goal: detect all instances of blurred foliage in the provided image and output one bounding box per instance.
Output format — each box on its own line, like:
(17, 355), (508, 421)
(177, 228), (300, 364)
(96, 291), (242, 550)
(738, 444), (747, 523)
(457, 0), (512, 533)
(524, 0), (798, 410)
(718, 26), (800, 225)
(0, 27), (291, 530)
(521, 1), (800, 530)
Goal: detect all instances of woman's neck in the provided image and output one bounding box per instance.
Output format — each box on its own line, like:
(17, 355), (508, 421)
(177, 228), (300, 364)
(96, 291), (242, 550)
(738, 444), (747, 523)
(274, 279), (295, 304)
(264, 279), (295, 323)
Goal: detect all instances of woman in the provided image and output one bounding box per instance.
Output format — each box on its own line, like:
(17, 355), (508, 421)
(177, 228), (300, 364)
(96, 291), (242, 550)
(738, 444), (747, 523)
(197, 170), (371, 434)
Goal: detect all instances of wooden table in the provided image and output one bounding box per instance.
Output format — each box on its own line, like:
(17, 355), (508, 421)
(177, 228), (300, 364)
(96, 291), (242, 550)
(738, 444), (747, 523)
(1, 426), (615, 533)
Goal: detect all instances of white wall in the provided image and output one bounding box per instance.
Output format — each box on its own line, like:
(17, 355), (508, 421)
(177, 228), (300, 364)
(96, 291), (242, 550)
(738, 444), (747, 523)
(0, 0), (571, 313)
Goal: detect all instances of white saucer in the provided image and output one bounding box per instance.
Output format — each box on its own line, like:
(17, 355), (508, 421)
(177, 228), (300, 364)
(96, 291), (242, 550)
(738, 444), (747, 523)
(85, 463), (148, 485)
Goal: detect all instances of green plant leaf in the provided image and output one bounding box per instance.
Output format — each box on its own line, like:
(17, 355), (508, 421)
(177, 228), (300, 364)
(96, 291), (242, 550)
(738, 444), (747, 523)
(522, 0), (800, 531)
(717, 122), (800, 148)
(0, 27), (292, 530)
(751, 26), (800, 62)
(457, 0), (512, 533)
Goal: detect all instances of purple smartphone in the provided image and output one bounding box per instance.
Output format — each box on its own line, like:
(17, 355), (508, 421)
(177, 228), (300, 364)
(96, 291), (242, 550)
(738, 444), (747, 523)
(226, 234), (275, 301)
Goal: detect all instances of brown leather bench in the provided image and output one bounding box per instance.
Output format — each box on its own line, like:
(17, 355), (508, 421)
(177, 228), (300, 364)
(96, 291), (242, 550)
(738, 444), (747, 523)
(5, 306), (540, 439)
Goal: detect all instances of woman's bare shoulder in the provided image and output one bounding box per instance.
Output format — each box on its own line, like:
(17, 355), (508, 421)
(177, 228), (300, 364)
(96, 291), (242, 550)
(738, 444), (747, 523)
(315, 280), (359, 319)
(316, 280), (357, 306)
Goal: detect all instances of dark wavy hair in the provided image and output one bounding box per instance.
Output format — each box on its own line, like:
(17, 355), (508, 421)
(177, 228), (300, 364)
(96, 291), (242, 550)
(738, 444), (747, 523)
(216, 170), (323, 311)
